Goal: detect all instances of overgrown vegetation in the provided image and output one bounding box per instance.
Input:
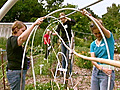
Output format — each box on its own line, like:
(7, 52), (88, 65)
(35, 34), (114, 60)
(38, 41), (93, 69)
(0, 37), (7, 49)
(25, 81), (73, 90)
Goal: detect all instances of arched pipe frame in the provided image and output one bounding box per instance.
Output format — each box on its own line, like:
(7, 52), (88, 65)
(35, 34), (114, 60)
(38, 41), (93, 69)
(20, 8), (120, 90)
(29, 15), (74, 88)
(20, 8), (81, 90)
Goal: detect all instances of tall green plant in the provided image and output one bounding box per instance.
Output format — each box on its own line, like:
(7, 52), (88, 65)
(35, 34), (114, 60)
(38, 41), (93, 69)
(0, 37), (7, 49)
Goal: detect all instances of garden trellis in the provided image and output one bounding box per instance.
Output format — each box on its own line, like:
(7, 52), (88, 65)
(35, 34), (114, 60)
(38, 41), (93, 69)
(20, 7), (118, 90)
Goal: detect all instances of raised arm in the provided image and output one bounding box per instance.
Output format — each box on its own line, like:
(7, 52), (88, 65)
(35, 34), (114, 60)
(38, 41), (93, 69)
(18, 17), (45, 46)
(82, 9), (110, 38)
(93, 17), (110, 38)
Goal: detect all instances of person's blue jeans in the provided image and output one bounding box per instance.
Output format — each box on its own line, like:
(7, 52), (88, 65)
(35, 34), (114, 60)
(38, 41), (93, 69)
(91, 67), (115, 90)
(61, 42), (72, 74)
(7, 70), (27, 90)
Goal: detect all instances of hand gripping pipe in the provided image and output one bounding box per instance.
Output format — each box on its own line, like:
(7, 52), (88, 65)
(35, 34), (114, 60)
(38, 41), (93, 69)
(86, 14), (111, 90)
(22, 15), (71, 89)
(30, 15), (72, 87)
(20, 8), (120, 90)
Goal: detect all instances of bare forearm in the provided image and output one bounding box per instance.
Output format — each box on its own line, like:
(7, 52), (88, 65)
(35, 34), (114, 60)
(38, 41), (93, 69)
(93, 17), (110, 38)
(17, 17), (45, 46)
(92, 61), (102, 70)
(17, 24), (36, 46)
(20, 23), (35, 41)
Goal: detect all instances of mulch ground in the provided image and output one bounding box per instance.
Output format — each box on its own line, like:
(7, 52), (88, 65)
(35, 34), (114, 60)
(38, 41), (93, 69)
(26, 64), (120, 90)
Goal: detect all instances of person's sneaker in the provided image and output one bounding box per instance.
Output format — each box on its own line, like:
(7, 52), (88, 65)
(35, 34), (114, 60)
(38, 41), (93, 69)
(44, 58), (47, 60)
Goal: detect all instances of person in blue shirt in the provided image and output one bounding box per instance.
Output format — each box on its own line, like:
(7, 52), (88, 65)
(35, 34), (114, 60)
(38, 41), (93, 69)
(82, 9), (115, 90)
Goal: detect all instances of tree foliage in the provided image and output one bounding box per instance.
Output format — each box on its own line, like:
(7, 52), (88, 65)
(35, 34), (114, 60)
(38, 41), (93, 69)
(1, 0), (46, 22)
(102, 3), (120, 33)
(0, 0), (7, 8)
(0, 1), (119, 39)
(45, 0), (64, 13)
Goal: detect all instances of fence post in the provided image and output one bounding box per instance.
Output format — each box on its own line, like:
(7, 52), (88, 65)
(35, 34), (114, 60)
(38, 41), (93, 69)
(1, 49), (6, 90)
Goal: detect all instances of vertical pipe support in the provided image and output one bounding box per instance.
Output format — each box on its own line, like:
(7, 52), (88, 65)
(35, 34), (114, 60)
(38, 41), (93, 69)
(1, 49), (5, 90)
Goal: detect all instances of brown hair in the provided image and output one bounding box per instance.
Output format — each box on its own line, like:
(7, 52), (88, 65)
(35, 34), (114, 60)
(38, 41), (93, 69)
(90, 19), (103, 32)
(59, 12), (65, 17)
(12, 20), (27, 34)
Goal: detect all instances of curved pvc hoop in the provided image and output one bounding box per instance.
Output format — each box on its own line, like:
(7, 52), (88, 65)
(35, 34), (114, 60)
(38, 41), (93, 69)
(21, 8), (114, 90)
(57, 52), (68, 71)
(51, 15), (111, 89)
(21, 25), (39, 72)
(86, 14), (111, 90)
(29, 14), (75, 87)
(45, 8), (111, 89)
(30, 26), (38, 89)
(29, 18), (65, 88)
(55, 52), (68, 84)
(48, 8), (111, 89)
(30, 17), (70, 87)
(46, 15), (71, 46)
(20, 25), (39, 90)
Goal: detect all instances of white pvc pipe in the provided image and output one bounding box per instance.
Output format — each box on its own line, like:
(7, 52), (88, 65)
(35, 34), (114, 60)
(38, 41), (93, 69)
(47, 16), (71, 46)
(0, 0), (18, 21)
(20, 8), (114, 90)
(30, 26), (39, 89)
(56, 52), (68, 84)
(45, 8), (80, 18)
(20, 25), (39, 90)
(86, 14), (111, 90)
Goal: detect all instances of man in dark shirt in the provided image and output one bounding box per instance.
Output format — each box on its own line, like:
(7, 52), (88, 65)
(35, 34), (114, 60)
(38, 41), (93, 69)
(53, 12), (76, 75)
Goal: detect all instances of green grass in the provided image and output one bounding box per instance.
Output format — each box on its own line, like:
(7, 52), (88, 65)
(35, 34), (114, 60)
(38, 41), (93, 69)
(25, 81), (73, 90)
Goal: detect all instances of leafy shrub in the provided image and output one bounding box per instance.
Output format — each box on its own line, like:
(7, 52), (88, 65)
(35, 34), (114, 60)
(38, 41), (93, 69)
(74, 37), (84, 47)
(74, 37), (91, 48)
(74, 46), (92, 69)
(0, 37), (7, 49)
(27, 45), (44, 55)
(114, 43), (120, 54)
